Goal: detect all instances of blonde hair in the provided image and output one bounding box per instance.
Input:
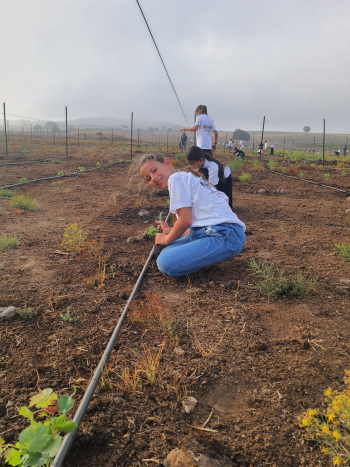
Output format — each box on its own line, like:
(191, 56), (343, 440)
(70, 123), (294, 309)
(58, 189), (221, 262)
(137, 153), (165, 169)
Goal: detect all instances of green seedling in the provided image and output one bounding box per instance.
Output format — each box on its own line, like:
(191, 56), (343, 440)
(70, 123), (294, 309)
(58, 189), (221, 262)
(110, 265), (116, 278)
(0, 234), (20, 252)
(166, 199), (170, 205)
(282, 168), (286, 174)
(0, 388), (77, 467)
(145, 225), (158, 236)
(299, 172), (305, 178)
(335, 244), (350, 263)
(239, 173), (252, 183)
(109, 160), (113, 164)
(96, 162), (101, 167)
(18, 177), (28, 183)
(323, 173), (330, 181)
(159, 212), (164, 221)
(59, 306), (74, 322)
(57, 170), (64, 177)
(0, 189), (14, 199)
(341, 168), (347, 176)
(17, 305), (36, 319)
(78, 166), (86, 172)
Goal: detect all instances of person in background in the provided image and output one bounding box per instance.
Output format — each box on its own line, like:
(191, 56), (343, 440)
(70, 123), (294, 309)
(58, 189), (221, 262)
(227, 139), (233, 153)
(233, 147), (245, 159)
(181, 105), (218, 155)
(270, 142), (274, 156)
(238, 138), (244, 150)
(179, 131), (188, 153)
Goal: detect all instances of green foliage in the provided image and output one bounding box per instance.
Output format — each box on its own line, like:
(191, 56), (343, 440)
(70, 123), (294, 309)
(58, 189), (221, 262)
(323, 173), (331, 181)
(0, 189), (14, 199)
(303, 126), (311, 134)
(282, 168), (286, 174)
(51, 159), (61, 164)
(335, 244), (350, 263)
(227, 157), (242, 172)
(145, 225), (158, 236)
(60, 307), (74, 322)
(17, 306), (36, 319)
(232, 129), (250, 141)
(268, 160), (276, 170)
(341, 168), (347, 176)
(0, 235), (19, 252)
(96, 162), (101, 167)
(248, 258), (317, 300)
(174, 153), (184, 160)
(0, 388), (77, 467)
(238, 173), (252, 183)
(10, 195), (38, 211)
(299, 172), (305, 178)
(78, 166), (86, 172)
(57, 171), (64, 177)
(18, 177), (28, 183)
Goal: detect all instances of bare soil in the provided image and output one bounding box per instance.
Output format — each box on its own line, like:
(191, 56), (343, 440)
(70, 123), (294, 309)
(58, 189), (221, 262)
(1, 151), (350, 467)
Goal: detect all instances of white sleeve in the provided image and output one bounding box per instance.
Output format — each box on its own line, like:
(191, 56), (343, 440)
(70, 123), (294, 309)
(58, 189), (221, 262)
(195, 115), (201, 126)
(168, 174), (192, 213)
(206, 161), (219, 185)
(211, 118), (217, 131)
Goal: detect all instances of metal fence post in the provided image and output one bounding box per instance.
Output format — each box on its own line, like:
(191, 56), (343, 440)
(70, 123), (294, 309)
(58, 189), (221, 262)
(131, 112), (133, 160)
(65, 106), (68, 158)
(3, 103), (8, 157)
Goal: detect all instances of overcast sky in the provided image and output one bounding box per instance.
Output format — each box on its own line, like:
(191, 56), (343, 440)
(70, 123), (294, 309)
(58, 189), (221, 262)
(1, 0), (349, 133)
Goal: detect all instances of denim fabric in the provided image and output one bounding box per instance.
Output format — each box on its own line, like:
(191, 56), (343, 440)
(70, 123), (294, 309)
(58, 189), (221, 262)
(156, 223), (245, 277)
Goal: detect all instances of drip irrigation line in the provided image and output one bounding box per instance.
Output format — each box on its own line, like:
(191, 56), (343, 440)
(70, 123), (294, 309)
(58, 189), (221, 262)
(266, 169), (350, 195)
(52, 212), (171, 467)
(135, 0), (189, 127)
(0, 160), (128, 190)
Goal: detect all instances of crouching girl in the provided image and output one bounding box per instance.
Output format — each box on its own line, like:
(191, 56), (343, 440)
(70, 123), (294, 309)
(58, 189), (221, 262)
(139, 154), (245, 277)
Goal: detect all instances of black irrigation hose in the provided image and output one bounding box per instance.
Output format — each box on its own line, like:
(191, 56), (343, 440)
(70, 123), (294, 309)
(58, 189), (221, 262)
(52, 212), (171, 467)
(266, 169), (350, 196)
(0, 160), (128, 190)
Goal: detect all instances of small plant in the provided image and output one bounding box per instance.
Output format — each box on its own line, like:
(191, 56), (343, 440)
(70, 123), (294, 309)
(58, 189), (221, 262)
(78, 237), (104, 262)
(110, 265), (116, 278)
(60, 306), (74, 322)
(324, 173), (331, 181)
(0, 189), (14, 199)
(18, 177), (28, 183)
(17, 305), (36, 319)
(61, 224), (87, 252)
(97, 255), (106, 289)
(96, 162), (101, 167)
(82, 276), (96, 288)
(286, 167), (297, 176)
(341, 168), (347, 177)
(113, 363), (141, 393)
(268, 160), (276, 170)
(49, 180), (64, 187)
(238, 173), (252, 183)
(299, 370), (350, 466)
(132, 342), (165, 385)
(52, 159), (61, 164)
(10, 195), (38, 211)
(0, 388), (77, 467)
(282, 168), (286, 174)
(57, 170), (64, 177)
(248, 258), (317, 301)
(0, 234), (20, 252)
(252, 160), (263, 172)
(335, 244), (350, 263)
(145, 225), (158, 236)
(227, 157), (242, 172)
(78, 166), (86, 172)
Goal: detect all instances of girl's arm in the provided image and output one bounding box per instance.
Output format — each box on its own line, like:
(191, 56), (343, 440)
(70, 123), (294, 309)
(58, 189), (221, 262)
(155, 207), (192, 245)
(181, 125), (199, 132)
(212, 130), (218, 150)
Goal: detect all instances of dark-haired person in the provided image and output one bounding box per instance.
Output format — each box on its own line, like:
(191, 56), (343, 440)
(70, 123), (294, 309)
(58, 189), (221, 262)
(233, 147), (245, 159)
(181, 105), (218, 155)
(186, 145), (232, 208)
(179, 130), (188, 153)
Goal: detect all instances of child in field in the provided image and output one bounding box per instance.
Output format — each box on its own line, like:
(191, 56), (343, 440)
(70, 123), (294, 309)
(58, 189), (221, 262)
(185, 145), (233, 208)
(139, 153), (245, 277)
(181, 105), (218, 155)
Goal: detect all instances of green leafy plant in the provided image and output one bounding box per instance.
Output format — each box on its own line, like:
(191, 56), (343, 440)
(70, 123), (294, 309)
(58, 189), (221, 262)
(0, 388), (77, 467)
(323, 173), (331, 181)
(59, 307), (74, 322)
(0, 189), (14, 199)
(299, 172), (305, 178)
(78, 167), (85, 172)
(18, 177), (28, 183)
(282, 168), (286, 174)
(10, 195), (38, 211)
(0, 234), (20, 252)
(110, 265), (116, 278)
(174, 153), (184, 161)
(96, 162), (101, 167)
(57, 171), (64, 177)
(145, 225), (158, 236)
(61, 224), (87, 252)
(299, 370), (350, 466)
(227, 157), (242, 172)
(17, 305), (36, 319)
(238, 173), (252, 183)
(166, 199), (170, 205)
(248, 258), (317, 301)
(268, 160), (276, 170)
(335, 244), (350, 263)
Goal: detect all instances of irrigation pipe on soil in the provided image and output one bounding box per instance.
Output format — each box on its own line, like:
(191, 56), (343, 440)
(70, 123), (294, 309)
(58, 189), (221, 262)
(266, 169), (350, 195)
(52, 212), (170, 467)
(0, 160), (128, 190)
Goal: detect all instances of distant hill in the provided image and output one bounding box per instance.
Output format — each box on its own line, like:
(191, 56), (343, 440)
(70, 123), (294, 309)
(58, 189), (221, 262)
(63, 117), (183, 130)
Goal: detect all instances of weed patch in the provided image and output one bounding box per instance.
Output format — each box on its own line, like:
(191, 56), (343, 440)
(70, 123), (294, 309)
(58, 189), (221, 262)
(238, 173), (252, 183)
(49, 180), (64, 187)
(61, 223), (87, 252)
(17, 305), (36, 319)
(0, 189), (14, 199)
(227, 157), (242, 172)
(335, 244), (350, 263)
(60, 306), (74, 322)
(0, 235), (19, 252)
(10, 194), (38, 211)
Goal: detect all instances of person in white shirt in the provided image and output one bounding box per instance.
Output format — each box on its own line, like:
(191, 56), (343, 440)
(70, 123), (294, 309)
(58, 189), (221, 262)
(186, 145), (233, 208)
(238, 138), (244, 150)
(181, 105), (218, 155)
(227, 139), (233, 153)
(139, 153), (245, 277)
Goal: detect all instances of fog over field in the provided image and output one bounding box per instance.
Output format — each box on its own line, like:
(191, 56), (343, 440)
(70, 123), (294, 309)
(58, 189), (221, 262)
(1, 0), (349, 133)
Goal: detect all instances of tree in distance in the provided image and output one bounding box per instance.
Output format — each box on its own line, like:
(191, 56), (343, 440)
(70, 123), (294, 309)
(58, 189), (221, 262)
(162, 126), (166, 129)
(148, 127), (155, 133)
(232, 129), (250, 141)
(33, 125), (43, 130)
(303, 126), (311, 134)
(44, 122), (59, 131)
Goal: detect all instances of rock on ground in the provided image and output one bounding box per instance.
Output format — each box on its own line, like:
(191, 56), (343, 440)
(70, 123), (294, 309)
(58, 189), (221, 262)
(164, 440), (234, 467)
(0, 306), (16, 320)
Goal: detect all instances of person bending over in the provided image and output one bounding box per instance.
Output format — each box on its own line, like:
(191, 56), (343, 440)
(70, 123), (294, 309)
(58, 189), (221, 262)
(139, 153), (245, 277)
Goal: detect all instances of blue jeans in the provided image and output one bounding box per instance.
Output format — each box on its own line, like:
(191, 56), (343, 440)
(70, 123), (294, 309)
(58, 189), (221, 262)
(157, 223), (245, 277)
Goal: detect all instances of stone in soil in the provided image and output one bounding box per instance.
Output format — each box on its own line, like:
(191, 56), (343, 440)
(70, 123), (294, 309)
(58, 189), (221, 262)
(0, 306), (16, 320)
(182, 396), (197, 414)
(258, 189), (267, 194)
(165, 440), (234, 467)
(174, 347), (185, 356)
(138, 209), (150, 217)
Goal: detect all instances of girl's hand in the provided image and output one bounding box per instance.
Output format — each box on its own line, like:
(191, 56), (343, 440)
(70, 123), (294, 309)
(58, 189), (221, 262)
(181, 127), (187, 131)
(155, 233), (168, 245)
(155, 220), (172, 235)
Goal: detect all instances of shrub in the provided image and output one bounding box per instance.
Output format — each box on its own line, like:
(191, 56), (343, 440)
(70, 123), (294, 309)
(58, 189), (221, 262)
(52, 159), (61, 164)
(299, 370), (350, 466)
(0, 189), (14, 199)
(248, 258), (317, 300)
(61, 224), (87, 252)
(18, 177), (28, 183)
(323, 173), (331, 181)
(57, 170), (64, 177)
(174, 153), (184, 161)
(268, 160), (276, 170)
(0, 235), (20, 252)
(227, 157), (242, 172)
(239, 173), (252, 183)
(10, 195), (38, 211)
(335, 244), (350, 263)
(17, 306), (36, 319)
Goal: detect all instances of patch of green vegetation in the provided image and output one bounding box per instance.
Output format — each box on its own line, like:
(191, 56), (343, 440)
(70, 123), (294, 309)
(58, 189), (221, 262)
(18, 177), (28, 183)
(227, 157), (242, 172)
(10, 195), (38, 211)
(238, 173), (252, 183)
(57, 170), (64, 176)
(174, 153), (184, 161)
(60, 306), (75, 322)
(17, 305), (36, 319)
(248, 258), (317, 301)
(0, 234), (20, 252)
(0, 189), (14, 199)
(335, 244), (350, 263)
(52, 159), (61, 164)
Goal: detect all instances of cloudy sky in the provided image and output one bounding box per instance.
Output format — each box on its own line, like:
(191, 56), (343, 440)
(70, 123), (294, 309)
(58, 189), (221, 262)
(1, 0), (349, 133)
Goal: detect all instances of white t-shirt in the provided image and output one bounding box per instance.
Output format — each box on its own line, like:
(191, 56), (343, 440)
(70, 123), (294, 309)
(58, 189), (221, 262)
(239, 140), (244, 148)
(168, 172), (245, 229)
(195, 114), (217, 150)
(203, 159), (231, 186)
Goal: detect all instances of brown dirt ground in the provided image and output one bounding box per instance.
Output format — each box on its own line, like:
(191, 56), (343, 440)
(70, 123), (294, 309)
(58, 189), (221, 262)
(1, 150), (350, 467)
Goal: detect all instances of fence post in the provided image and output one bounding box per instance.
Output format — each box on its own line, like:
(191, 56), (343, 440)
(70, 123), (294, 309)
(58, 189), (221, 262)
(322, 119), (325, 166)
(130, 112), (133, 160)
(65, 106), (68, 158)
(283, 137), (285, 158)
(78, 128), (80, 146)
(112, 128), (113, 145)
(3, 103), (8, 157)
(30, 124), (32, 144)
